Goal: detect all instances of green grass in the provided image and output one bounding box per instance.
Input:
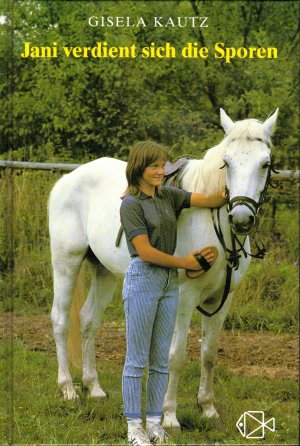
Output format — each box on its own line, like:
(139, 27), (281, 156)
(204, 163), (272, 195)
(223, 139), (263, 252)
(0, 170), (61, 314)
(0, 340), (298, 445)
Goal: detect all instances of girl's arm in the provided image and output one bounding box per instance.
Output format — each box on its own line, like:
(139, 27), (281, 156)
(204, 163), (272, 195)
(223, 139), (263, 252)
(132, 234), (214, 270)
(190, 192), (226, 208)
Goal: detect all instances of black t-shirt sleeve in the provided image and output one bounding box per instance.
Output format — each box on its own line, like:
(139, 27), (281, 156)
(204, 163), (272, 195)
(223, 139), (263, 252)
(120, 196), (148, 240)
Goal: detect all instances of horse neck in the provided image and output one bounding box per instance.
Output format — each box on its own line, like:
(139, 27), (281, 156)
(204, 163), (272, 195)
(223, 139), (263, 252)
(181, 144), (226, 195)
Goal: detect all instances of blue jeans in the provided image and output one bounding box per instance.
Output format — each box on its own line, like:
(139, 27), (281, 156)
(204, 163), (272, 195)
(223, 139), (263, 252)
(122, 257), (179, 419)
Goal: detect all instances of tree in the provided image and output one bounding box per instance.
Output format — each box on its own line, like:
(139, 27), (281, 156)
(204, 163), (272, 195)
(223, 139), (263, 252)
(0, 0), (298, 167)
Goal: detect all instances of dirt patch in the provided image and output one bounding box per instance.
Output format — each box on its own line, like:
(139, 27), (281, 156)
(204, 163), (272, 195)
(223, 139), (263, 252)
(0, 313), (298, 380)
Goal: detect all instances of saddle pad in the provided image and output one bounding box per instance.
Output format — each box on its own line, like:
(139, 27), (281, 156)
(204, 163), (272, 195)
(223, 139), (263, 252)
(164, 157), (189, 178)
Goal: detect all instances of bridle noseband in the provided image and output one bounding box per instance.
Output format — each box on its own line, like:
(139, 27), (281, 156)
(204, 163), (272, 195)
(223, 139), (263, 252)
(225, 157), (278, 220)
(228, 194), (261, 216)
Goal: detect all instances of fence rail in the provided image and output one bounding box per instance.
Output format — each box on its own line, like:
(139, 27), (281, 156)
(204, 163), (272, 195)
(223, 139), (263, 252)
(0, 160), (80, 172)
(0, 160), (299, 181)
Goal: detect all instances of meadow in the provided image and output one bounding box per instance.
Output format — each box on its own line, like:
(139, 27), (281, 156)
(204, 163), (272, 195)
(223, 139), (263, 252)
(0, 337), (298, 445)
(0, 168), (299, 445)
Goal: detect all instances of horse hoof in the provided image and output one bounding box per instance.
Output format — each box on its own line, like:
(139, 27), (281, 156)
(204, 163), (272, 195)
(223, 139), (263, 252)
(163, 417), (181, 433)
(205, 409), (220, 419)
(200, 406), (220, 419)
(62, 388), (79, 401)
(84, 383), (107, 398)
(90, 388), (107, 398)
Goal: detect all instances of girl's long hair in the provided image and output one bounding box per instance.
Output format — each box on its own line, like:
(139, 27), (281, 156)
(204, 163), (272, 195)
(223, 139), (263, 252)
(122, 141), (168, 197)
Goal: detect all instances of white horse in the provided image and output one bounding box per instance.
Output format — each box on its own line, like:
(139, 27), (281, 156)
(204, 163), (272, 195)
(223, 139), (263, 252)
(48, 109), (278, 428)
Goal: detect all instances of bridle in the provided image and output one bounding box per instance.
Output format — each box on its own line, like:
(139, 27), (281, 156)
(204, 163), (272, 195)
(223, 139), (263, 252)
(225, 158), (278, 221)
(196, 150), (278, 319)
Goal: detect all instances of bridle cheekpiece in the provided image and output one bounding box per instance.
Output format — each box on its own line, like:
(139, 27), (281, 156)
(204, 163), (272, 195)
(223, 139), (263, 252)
(221, 138), (278, 223)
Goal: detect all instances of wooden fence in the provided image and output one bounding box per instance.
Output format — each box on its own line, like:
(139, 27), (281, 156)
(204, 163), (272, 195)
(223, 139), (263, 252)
(0, 160), (80, 172)
(0, 160), (299, 181)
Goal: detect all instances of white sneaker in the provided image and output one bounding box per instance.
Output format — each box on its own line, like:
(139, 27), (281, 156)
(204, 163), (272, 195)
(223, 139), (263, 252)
(128, 425), (152, 446)
(146, 424), (169, 444)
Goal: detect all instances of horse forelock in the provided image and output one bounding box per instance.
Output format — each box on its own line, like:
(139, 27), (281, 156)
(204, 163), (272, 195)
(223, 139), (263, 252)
(180, 118), (274, 195)
(224, 118), (272, 145)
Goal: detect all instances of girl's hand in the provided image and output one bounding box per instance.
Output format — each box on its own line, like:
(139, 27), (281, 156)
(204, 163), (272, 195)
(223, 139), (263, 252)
(183, 252), (202, 271)
(183, 248), (216, 270)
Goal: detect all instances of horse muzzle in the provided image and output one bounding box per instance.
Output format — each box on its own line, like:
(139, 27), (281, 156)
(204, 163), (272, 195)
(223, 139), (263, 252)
(228, 206), (256, 234)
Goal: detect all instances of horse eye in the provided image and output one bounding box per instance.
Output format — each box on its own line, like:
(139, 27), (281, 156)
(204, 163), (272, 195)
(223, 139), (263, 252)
(262, 162), (270, 169)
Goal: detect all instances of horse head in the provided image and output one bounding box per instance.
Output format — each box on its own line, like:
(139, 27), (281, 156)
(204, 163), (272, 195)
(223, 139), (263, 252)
(220, 108), (279, 235)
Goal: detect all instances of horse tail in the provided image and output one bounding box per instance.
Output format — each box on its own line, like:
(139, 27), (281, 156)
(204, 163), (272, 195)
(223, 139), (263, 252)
(67, 265), (86, 369)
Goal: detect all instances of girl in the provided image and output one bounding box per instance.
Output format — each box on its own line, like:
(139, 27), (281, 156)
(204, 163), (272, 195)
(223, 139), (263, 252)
(120, 141), (226, 446)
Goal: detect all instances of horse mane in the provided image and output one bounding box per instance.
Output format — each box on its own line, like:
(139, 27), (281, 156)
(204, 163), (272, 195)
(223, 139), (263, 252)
(181, 118), (272, 195)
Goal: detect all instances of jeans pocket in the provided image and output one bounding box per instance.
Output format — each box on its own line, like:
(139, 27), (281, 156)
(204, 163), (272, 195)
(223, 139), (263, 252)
(130, 262), (154, 279)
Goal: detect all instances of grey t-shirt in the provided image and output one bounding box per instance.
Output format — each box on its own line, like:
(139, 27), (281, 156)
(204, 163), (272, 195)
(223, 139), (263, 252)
(120, 186), (191, 257)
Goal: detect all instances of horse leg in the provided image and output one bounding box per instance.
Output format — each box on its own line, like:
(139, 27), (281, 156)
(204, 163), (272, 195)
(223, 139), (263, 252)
(197, 292), (234, 418)
(51, 252), (85, 400)
(163, 298), (195, 430)
(80, 263), (118, 398)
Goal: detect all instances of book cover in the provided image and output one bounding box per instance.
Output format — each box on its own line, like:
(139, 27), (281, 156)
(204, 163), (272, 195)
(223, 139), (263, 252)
(0, 1), (298, 444)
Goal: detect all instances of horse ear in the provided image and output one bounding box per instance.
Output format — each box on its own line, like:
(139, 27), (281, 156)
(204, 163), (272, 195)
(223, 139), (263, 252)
(263, 108), (279, 138)
(220, 108), (234, 134)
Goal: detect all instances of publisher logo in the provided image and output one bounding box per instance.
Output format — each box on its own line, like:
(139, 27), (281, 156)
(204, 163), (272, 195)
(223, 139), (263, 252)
(236, 411), (275, 439)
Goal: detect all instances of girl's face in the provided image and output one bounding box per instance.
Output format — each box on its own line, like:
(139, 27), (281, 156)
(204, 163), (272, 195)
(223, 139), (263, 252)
(140, 159), (166, 189)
